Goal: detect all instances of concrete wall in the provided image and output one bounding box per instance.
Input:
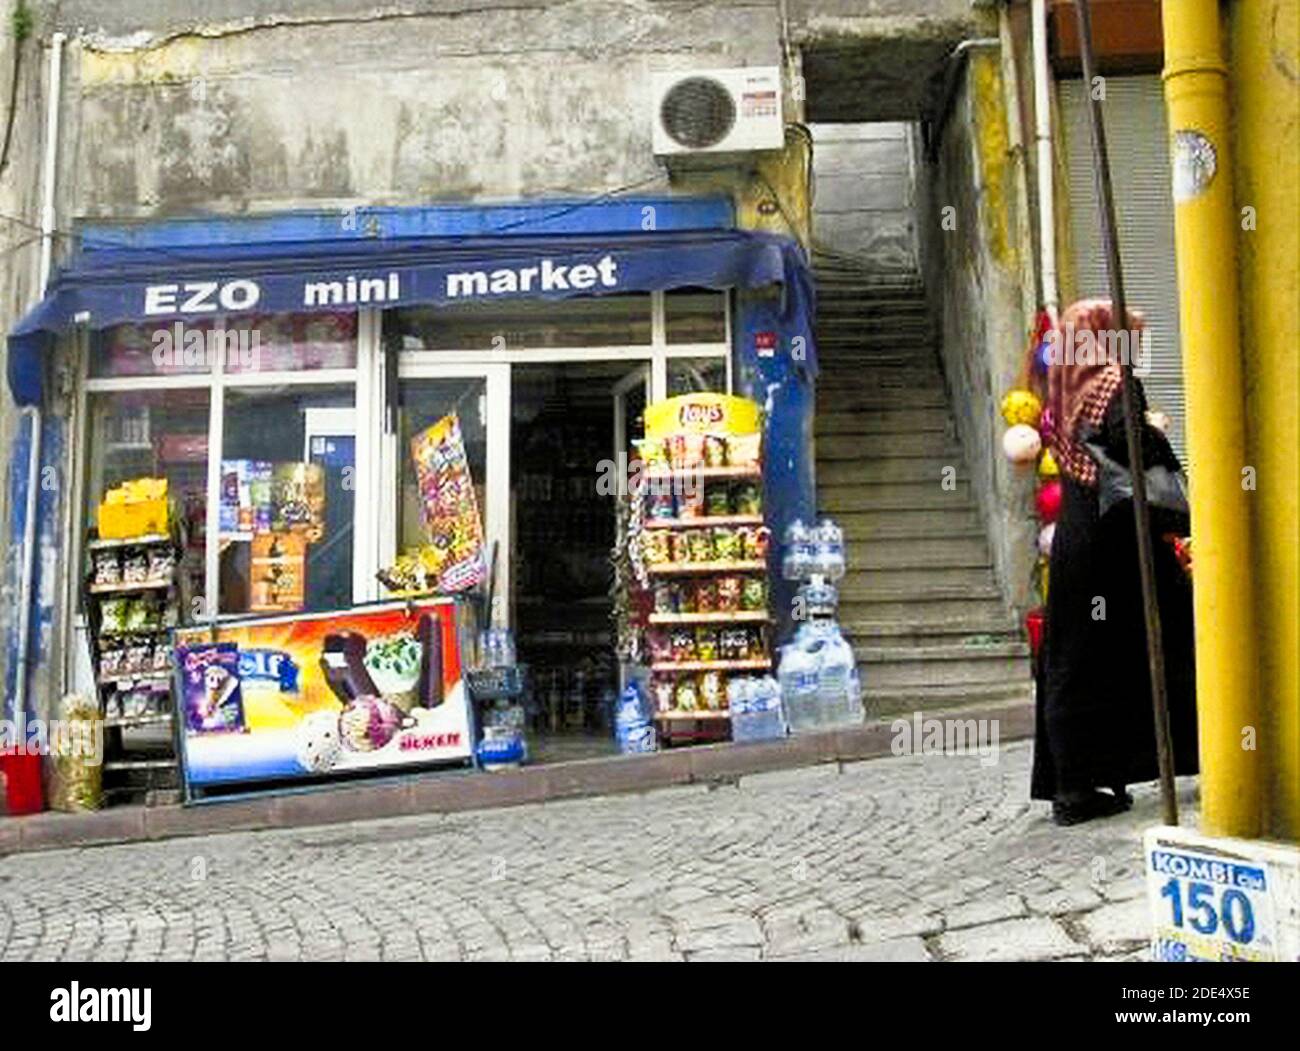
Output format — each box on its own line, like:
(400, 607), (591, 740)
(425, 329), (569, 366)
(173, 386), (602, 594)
(916, 48), (1037, 616)
(809, 121), (916, 270)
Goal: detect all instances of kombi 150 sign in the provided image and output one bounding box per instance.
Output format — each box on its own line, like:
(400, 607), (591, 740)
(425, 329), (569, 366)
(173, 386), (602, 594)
(1146, 839), (1278, 962)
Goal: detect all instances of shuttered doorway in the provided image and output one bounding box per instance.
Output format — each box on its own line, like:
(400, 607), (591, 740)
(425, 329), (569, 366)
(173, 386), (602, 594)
(1061, 75), (1187, 460)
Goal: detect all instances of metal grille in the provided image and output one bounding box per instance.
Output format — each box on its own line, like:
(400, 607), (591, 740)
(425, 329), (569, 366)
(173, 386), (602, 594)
(659, 76), (736, 149)
(1062, 76), (1187, 461)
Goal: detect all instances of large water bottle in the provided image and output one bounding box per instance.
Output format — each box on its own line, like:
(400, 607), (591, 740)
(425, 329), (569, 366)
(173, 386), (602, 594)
(613, 683), (656, 754)
(780, 635), (823, 733)
(815, 625), (856, 727)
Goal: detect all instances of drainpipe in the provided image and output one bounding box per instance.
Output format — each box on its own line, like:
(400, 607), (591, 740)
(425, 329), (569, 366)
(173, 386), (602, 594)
(1030, 0), (1059, 316)
(13, 31), (65, 736)
(1160, 3), (1259, 837)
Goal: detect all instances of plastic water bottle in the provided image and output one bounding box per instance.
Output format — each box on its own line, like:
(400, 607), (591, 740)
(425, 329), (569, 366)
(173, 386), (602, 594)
(613, 683), (656, 754)
(811, 519), (846, 581)
(782, 520), (813, 580)
(779, 637), (822, 733)
(817, 626), (861, 727)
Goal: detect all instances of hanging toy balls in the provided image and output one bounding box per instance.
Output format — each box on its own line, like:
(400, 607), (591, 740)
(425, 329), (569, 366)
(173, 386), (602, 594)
(1038, 522), (1056, 557)
(1038, 447), (1060, 478)
(1000, 389), (1043, 428)
(1036, 479), (1063, 523)
(1002, 424), (1042, 464)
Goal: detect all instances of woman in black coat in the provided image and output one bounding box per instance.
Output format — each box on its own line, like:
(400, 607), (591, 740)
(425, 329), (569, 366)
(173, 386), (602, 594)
(1030, 299), (1199, 826)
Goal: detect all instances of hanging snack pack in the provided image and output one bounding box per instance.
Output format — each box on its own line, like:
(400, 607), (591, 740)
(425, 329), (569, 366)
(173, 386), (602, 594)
(410, 412), (487, 593)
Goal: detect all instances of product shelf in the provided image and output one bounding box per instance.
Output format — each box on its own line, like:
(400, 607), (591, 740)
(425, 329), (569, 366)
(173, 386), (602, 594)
(650, 659), (771, 673)
(86, 533), (173, 551)
(647, 611), (770, 625)
(646, 560), (767, 575)
(654, 709), (731, 720)
(88, 579), (174, 595)
(642, 514), (764, 530)
(643, 465), (762, 482)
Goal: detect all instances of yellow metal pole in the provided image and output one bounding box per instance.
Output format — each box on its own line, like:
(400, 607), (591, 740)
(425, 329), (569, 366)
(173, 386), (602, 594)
(1161, 1), (1261, 837)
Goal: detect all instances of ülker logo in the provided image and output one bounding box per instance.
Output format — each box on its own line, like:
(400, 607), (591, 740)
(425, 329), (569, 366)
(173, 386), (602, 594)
(49, 983), (152, 1031)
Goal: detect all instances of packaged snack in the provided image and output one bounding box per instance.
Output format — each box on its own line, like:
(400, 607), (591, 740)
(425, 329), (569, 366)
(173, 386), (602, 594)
(728, 432), (762, 467)
(152, 644), (171, 673)
(681, 434), (706, 470)
(634, 437), (668, 468)
(748, 526), (772, 560)
(670, 582), (693, 614)
(647, 492), (676, 520)
(732, 482), (763, 516)
(712, 526), (743, 562)
(647, 630), (673, 662)
(124, 598), (155, 633)
(99, 647), (124, 679)
(122, 550), (149, 584)
(100, 598), (128, 634)
(410, 413), (487, 593)
(700, 671), (725, 710)
(670, 628), (696, 662)
(92, 550), (121, 587)
(719, 627), (747, 661)
(703, 434), (728, 467)
(695, 628), (719, 662)
(666, 434), (688, 470)
(740, 577), (768, 611)
(674, 677), (699, 711)
(716, 576), (742, 611)
(704, 483), (731, 517)
(147, 546), (175, 582)
(677, 486), (705, 519)
(650, 676), (675, 713)
(744, 627), (766, 659)
(642, 531), (671, 565)
(686, 528), (714, 562)
(694, 579), (718, 613)
(669, 531), (692, 564)
(126, 642), (153, 676)
(653, 584), (676, 614)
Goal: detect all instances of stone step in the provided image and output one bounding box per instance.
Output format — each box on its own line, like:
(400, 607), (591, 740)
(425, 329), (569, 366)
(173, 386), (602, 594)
(842, 621), (1024, 649)
(815, 319), (933, 338)
(829, 508), (985, 539)
(837, 568), (1000, 599)
(815, 409), (952, 440)
(817, 456), (969, 487)
(813, 426), (959, 457)
(838, 594), (1010, 625)
(818, 480), (976, 511)
(861, 681), (1031, 718)
(856, 646), (1030, 690)
(817, 387), (948, 411)
(846, 535), (992, 569)
(814, 367), (947, 389)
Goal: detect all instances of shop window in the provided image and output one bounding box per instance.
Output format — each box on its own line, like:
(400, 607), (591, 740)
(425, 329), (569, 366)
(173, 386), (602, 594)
(397, 378), (489, 554)
(222, 312), (358, 373)
(90, 323), (216, 378)
(664, 289), (727, 344)
(85, 389), (211, 617)
(392, 294), (652, 351)
(667, 356), (729, 396)
(219, 385), (356, 615)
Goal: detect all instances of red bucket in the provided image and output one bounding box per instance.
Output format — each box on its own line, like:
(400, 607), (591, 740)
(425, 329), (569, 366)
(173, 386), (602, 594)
(0, 748), (45, 816)
(1025, 607), (1046, 660)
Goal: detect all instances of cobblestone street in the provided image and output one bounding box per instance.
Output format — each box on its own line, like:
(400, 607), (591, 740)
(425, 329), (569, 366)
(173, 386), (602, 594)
(0, 742), (1187, 962)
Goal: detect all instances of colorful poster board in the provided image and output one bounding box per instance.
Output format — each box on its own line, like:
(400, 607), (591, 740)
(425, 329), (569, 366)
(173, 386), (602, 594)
(174, 599), (472, 794)
(410, 412), (486, 593)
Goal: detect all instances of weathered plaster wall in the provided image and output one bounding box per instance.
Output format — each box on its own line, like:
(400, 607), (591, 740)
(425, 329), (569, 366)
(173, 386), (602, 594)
(916, 49), (1036, 616)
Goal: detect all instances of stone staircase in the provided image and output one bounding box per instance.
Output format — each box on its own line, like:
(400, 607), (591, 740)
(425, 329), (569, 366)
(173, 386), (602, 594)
(813, 267), (1031, 717)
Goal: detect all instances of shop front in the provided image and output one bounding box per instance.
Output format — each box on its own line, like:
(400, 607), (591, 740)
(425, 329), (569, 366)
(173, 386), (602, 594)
(4, 198), (817, 809)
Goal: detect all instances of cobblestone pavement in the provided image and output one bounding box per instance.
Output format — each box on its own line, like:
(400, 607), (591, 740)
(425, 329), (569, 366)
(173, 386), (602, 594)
(0, 741), (1192, 962)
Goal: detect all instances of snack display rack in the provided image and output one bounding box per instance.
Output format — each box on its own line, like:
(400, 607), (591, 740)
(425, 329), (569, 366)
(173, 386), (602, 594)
(84, 531), (183, 801)
(636, 420), (773, 746)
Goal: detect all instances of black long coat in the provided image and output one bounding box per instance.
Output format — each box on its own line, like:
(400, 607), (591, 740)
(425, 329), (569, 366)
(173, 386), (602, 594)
(1030, 386), (1199, 799)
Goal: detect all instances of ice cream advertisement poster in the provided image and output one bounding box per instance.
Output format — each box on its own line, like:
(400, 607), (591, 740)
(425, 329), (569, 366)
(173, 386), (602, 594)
(173, 599), (473, 790)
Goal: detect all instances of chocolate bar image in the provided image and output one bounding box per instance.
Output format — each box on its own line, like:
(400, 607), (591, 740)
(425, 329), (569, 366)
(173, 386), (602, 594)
(320, 632), (379, 703)
(415, 614), (443, 709)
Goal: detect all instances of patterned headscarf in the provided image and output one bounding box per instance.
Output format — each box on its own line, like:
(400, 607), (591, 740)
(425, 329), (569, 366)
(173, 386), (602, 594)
(1046, 299), (1141, 486)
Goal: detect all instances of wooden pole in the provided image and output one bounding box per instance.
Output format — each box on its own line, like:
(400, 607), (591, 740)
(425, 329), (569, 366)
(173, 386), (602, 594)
(1072, 0), (1179, 825)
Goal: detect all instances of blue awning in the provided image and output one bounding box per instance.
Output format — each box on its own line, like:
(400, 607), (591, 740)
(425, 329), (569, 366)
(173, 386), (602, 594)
(7, 228), (814, 404)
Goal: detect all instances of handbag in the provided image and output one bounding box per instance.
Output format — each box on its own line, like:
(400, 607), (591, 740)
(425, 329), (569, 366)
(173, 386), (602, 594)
(1081, 430), (1190, 524)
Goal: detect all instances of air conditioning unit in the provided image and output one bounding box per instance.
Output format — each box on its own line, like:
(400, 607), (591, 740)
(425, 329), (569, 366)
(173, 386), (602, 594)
(652, 66), (784, 157)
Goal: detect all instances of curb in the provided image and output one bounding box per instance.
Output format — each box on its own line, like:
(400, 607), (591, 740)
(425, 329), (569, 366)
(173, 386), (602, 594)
(0, 699), (1034, 857)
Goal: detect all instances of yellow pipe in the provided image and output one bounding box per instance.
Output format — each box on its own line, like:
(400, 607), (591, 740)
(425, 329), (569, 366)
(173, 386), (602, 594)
(1161, 2), (1260, 837)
